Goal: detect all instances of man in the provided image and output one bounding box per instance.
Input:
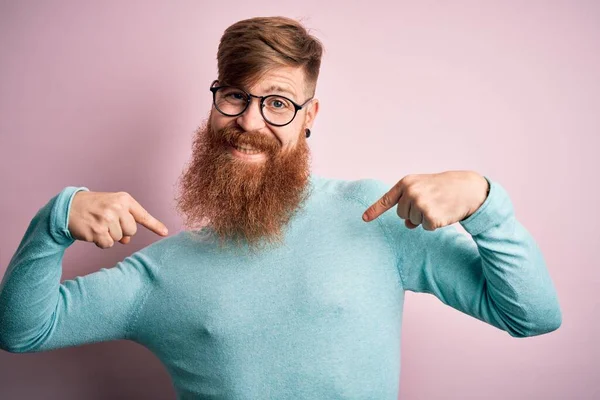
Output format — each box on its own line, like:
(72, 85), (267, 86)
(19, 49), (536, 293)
(0, 16), (561, 399)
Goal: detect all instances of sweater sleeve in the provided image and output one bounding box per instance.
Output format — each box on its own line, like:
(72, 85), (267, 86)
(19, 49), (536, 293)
(0, 186), (164, 353)
(368, 176), (562, 338)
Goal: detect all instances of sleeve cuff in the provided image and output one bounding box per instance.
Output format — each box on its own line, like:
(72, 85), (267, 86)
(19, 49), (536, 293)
(459, 176), (515, 236)
(49, 186), (90, 245)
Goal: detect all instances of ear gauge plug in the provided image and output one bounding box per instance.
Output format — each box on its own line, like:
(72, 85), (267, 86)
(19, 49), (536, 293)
(305, 128), (311, 138)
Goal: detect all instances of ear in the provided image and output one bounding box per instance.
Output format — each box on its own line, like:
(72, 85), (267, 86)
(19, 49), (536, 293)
(304, 99), (319, 129)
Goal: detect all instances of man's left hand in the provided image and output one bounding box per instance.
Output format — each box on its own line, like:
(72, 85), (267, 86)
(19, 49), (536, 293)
(362, 170), (489, 231)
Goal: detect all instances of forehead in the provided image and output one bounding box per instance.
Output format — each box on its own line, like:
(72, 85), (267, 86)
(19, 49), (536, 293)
(247, 66), (307, 100)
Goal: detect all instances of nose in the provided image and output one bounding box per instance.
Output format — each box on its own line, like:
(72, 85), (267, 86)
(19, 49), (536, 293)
(236, 97), (266, 132)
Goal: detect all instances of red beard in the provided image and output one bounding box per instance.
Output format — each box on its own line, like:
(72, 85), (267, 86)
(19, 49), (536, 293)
(175, 118), (312, 251)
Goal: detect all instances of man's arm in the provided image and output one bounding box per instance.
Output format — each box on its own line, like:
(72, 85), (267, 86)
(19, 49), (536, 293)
(368, 177), (562, 337)
(0, 187), (166, 352)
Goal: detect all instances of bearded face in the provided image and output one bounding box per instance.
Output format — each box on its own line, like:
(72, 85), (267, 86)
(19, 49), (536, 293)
(175, 117), (312, 250)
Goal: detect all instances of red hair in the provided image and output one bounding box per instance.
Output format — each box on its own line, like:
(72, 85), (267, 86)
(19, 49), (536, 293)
(217, 16), (324, 97)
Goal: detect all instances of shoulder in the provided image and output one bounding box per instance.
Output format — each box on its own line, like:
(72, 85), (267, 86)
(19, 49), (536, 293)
(310, 175), (392, 208)
(127, 232), (187, 271)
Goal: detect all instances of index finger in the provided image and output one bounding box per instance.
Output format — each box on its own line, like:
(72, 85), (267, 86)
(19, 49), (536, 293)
(362, 184), (403, 222)
(129, 198), (169, 236)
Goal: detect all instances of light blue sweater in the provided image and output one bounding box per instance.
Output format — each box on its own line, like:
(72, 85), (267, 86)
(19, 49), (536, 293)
(0, 175), (562, 399)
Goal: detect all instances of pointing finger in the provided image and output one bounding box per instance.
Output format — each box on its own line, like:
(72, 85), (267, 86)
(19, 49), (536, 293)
(362, 184), (403, 222)
(128, 199), (169, 236)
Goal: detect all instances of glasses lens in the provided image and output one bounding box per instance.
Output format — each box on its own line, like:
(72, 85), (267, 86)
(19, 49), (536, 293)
(262, 95), (296, 125)
(214, 87), (248, 116)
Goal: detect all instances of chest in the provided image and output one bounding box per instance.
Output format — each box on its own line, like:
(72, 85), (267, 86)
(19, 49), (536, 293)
(160, 233), (403, 341)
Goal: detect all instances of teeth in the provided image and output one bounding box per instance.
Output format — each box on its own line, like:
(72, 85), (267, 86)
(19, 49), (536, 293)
(234, 145), (261, 155)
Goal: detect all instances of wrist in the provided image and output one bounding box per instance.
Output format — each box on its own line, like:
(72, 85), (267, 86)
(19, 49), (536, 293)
(464, 173), (489, 220)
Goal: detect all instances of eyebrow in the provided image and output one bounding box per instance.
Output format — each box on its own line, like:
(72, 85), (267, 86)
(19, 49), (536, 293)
(264, 84), (297, 99)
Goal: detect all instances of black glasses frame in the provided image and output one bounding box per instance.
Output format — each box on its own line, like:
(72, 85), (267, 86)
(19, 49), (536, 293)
(209, 80), (313, 127)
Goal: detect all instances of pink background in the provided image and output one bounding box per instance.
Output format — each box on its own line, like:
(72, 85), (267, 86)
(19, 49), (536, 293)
(1, 1), (598, 399)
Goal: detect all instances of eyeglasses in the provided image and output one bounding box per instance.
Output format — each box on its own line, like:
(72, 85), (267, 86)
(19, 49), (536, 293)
(209, 80), (313, 127)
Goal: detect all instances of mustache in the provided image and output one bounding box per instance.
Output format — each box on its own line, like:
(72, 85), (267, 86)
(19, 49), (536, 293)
(217, 125), (280, 155)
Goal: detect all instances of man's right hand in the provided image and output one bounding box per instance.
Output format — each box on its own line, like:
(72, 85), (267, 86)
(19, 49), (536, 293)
(68, 191), (169, 249)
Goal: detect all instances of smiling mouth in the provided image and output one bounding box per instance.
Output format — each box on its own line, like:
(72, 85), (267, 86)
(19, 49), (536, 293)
(228, 144), (268, 161)
(232, 144), (263, 155)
